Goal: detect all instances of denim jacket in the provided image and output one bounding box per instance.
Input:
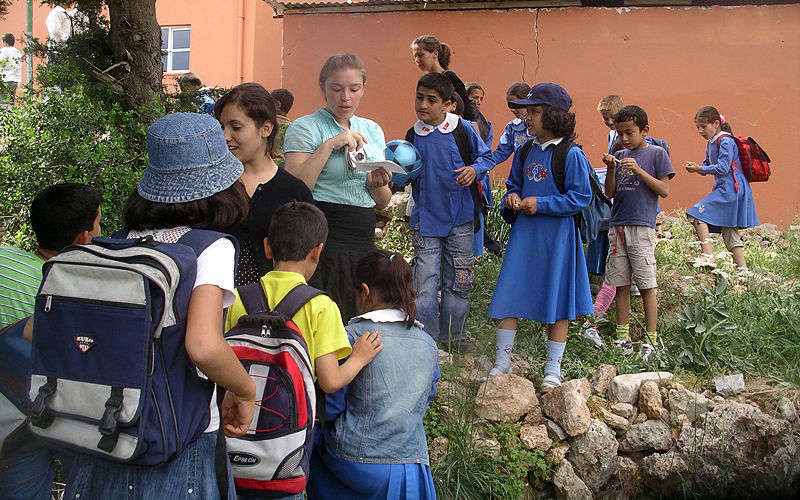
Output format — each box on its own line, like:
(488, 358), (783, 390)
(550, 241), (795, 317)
(327, 309), (439, 465)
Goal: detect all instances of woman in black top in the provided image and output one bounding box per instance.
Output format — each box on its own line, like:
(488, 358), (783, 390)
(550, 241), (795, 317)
(216, 83), (313, 286)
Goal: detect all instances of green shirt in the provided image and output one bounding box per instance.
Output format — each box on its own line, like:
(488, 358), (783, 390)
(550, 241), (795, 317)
(283, 108), (386, 208)
(0, 246), (43, 325)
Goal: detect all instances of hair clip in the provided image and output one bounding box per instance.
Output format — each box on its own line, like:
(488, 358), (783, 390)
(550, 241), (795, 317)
(719, 114), (726, 124)
(389, 253), (396, 263)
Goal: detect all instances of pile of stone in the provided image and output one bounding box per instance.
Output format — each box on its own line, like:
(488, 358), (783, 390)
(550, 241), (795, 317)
(453, 365), (800, 498)
(374, 186), (410, 240)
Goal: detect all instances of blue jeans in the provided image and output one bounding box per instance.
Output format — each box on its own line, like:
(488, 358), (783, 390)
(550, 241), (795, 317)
(0, 447), (55, 500)
(412, 222), (474, 343)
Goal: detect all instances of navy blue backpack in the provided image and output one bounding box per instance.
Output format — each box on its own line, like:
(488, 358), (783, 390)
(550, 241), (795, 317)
(27, 229), (233, 465)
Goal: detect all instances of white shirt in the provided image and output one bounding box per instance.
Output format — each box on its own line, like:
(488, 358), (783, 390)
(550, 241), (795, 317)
(0, 46), (22, 83)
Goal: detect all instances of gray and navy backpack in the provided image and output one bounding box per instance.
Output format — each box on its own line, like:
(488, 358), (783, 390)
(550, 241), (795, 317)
(27, 229), (233, 465)
(225, 282), (323, 497)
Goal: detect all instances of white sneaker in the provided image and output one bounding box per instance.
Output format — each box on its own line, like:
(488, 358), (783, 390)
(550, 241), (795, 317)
(540, 374), (562, 393)
(630, 282), (641, 296)
(693, 254), (717, 269)
(582, 326), (604, 348)
(640, 343), (657, 362)
(614, 338), (634, 355)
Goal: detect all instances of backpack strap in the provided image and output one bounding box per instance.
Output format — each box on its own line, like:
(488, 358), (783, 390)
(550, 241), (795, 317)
(405, 127), (415, 144)
(272, 284), (325, 319)
(452, 120), (484, 234)
(715, 134), (741, 192)
(237, 282), (269, 315)
(550, 139), (576, 195)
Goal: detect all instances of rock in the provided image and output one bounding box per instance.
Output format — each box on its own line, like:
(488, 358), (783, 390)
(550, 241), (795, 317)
(640, 450), (687, 484)
(599, 407), (630, 433)
(542, 379), (592, 436)
(546, 419), (568, 442)
(591, 364), (617, 396)
(567, 419), (618, 492)
(659, 407), (670, 424)
(436, 380), (469, 402)
(474, 374), (538, 422)
(476, 437), (501, 458)
(459, 353), (475, 370)
(429, 436), (448, 463)
(614, 455), (639, 483)
(632, 412), (648, 424)
(438, 349), (452, 366)
(547, 442), (570, 464)
(552, 461), (593, 500)
(520, 424), (552, 452)
(523, 404), (546, 425)
(618, 420), (672, 452)
(638, 380), (663, 419)
(713, 373), (746, 396)
(673, 414), (691, 429)
(667, 387), (710, 423)
(610, 402), (635, 419)
(777, 397), (798, 422)
(712, 395), (726, 404)
(374, 227), (385, 240)
(510, 353), (531, 377)
(608, 372), (673, 404)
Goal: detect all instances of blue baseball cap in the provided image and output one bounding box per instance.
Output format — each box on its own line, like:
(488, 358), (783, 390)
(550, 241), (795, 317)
(509, 83), (572, 111)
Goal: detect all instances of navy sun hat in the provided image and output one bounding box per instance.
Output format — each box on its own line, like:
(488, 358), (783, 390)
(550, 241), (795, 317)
(137, 112), (244, 203)
(509, 83), (572, 112)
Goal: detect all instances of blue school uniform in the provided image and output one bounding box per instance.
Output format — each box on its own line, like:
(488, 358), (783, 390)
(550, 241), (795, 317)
(686, 132), (759, 230)
(488, 138), (594, 324)
(492, 118), (535, 165)
(474, 120), (494, 256)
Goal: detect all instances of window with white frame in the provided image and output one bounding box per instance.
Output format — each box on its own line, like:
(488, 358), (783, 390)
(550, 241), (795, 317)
(161, 26), (190, 73)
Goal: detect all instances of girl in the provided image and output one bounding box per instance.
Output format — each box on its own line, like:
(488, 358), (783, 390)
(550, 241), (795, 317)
(62, 113), (256, 498)
(491, 81), (535, 166)
(215, 83), (313, 286)
(486, 83), (593, 391)
(284, 54), (392, 322)
(685, 106), (759, 269)
(308, 250), (438, 499)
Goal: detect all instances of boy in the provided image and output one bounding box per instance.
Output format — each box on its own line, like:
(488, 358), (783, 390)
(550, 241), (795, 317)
(0, 183), (102, 498)
(602, 105), (674, 361)
(177, 72), (215, 114)
(597, 94), (624, 154)
(1, 33), (22, 106)
(408, 73), (494, 352)
(270, 88), (294, 167)
(224, 201), (382, 394)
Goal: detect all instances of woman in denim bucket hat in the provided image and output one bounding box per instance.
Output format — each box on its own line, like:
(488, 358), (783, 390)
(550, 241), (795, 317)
(64, 113), (256, 500)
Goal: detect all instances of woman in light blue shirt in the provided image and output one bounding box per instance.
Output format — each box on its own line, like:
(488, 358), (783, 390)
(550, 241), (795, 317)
(284, 53), (391, 322)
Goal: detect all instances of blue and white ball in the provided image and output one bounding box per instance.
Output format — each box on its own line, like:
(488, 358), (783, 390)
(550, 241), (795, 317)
(385, 139), (422, 185)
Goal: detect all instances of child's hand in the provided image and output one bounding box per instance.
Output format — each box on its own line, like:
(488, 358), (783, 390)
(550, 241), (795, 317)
(454, 166), (477, 186)
(602, 154), (618, 167)
(350, 331), (384, 366)
(366, 167), (391, 189)
(221, 391), (255, 438)
(685, 161), (703, 173)
(519, 196), (537, 215)
(505, 192), (522, 211)
(620, 157), (641, 176)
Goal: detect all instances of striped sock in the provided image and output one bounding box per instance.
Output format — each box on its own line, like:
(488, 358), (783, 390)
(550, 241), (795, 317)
(644, 331), (658, 346)
(615, 323), (631, 342)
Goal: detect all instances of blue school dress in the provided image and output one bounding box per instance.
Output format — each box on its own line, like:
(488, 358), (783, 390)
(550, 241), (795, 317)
(488, 138), (594, 324)
(492, 118), (534, 165)
(686, 132), (759, 230)
(474, 120), (494, 256)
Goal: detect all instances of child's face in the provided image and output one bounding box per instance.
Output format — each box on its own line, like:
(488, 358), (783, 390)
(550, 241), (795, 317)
(695, 119), (720, 140)
(507, 94), (527, 120)
(600, 109), (618, 130)
(468, 88), (484, 108)
(415, 86), (450, 126)
(322, 68), (365, 122)
(524, 105), (547, 138)
(219, 103), (273, 164)
(615, 119), (649, 150)
(412, 44), (438, 72)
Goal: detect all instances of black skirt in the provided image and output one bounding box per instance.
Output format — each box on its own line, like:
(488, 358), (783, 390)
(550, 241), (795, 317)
(309, 201), (376, 323)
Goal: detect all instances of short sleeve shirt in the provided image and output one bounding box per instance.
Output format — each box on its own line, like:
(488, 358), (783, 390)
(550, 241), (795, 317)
(609, 144), (675, 228)
(0, 246), (43, 325)
(224, 270), (351, 375)
(283, 108), (386, 208)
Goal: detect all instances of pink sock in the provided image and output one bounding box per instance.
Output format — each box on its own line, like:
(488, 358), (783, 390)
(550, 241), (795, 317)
(594, 283), (616, 315)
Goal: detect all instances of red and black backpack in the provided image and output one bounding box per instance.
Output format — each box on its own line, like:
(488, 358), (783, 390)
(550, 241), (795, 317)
(717, 134), (772, 183)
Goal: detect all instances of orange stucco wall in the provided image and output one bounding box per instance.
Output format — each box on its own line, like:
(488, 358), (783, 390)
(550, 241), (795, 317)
(281, 5), (800, 226)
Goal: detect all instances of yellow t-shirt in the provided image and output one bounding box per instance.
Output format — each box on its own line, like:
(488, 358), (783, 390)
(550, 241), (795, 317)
(225, 271), (351, 375)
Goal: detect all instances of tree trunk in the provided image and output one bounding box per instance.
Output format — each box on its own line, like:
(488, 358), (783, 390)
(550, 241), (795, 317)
(107, 0), (163, 118)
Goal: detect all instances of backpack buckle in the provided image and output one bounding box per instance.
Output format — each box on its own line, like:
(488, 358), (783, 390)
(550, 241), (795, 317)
(29, 377), (57, 429)
(97, 387), (123, 452)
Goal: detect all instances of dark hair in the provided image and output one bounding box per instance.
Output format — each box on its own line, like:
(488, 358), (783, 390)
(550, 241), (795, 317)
(318, 53), (366, 88)
(452, 92), (464, 116)
(417, 72), (455, 103)
(695, 106), (732, 133)
(215, 83), (279, 153)
(506, 81), (530, 99)
(354, 250), (416, 328)
(2, 33), (14, 46)
(123, 181), (248, 232)
(31, 183), (102, 251)
(412, 35), (451, 69)
(540, 105), (577, 141)
(465, 82), (483, 97)
(268, 202), (328, 262)
(177, 72), (202, 91)
(614, 105), (648, 130)
(271, 88), (294, 114)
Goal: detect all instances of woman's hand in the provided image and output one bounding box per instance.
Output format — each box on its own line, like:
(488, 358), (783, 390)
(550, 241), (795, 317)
(366, 167), (391, 189)
(505, 192), (522, 211)
(328, 130), (367, 152)
(221, 390), (255, 437)
(519, 196), (538, 215)
(685, 161), (703, 173)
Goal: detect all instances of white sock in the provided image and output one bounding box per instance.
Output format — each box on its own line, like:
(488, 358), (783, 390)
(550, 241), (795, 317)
(491, 328), (516, 374)
(544, 340), (566, 379)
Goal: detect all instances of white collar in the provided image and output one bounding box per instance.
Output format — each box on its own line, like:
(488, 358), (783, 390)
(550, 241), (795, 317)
(349, 308), (424, 328)
(534, 136), (564, 150)
(512, 117), (523, 126)
(414, 113), (460, 136)
(709, 131), (728, 143)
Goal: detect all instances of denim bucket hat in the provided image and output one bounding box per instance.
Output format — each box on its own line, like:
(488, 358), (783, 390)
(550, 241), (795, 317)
(137, 112), (244, 203)
(509, 83), (572, 111)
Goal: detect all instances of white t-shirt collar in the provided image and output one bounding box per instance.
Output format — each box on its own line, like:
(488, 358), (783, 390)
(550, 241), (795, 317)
(534, 136), (564, 150)
(709, 131), (729, 143)
(349, 308), (424, 328)
(414, 112), (460, 136)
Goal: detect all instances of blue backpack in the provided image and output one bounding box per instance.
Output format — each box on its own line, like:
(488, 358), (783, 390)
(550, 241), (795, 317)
(27, 229), (234, 465)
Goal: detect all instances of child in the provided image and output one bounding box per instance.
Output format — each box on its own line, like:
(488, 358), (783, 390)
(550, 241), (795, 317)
(270, 88), (294, 167)
(409, 73), (494, 353)
(225, 201), (383, 395)
(491, 82), (535, 166)
(55, 112), (256, 498)
(215, 83), (313, 286)
(598, 95), (623, 154)
(601, 105), (674, 361)
(1, 33), (22, 105)
(308, 250), (438, 500)
(685, 107), (759, 270)
(486, 83), (594, 391)
(177, 72), (215, 114)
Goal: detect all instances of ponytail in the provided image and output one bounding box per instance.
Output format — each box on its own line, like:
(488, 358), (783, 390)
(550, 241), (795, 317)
(354, 250), (417, 328)
(695, 106), (732, 134)
(438, 43), (451, 70)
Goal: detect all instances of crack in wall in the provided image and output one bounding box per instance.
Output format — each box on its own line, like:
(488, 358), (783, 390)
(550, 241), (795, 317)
(533, 8), (541, 81)
(489, 32), (527, 82)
